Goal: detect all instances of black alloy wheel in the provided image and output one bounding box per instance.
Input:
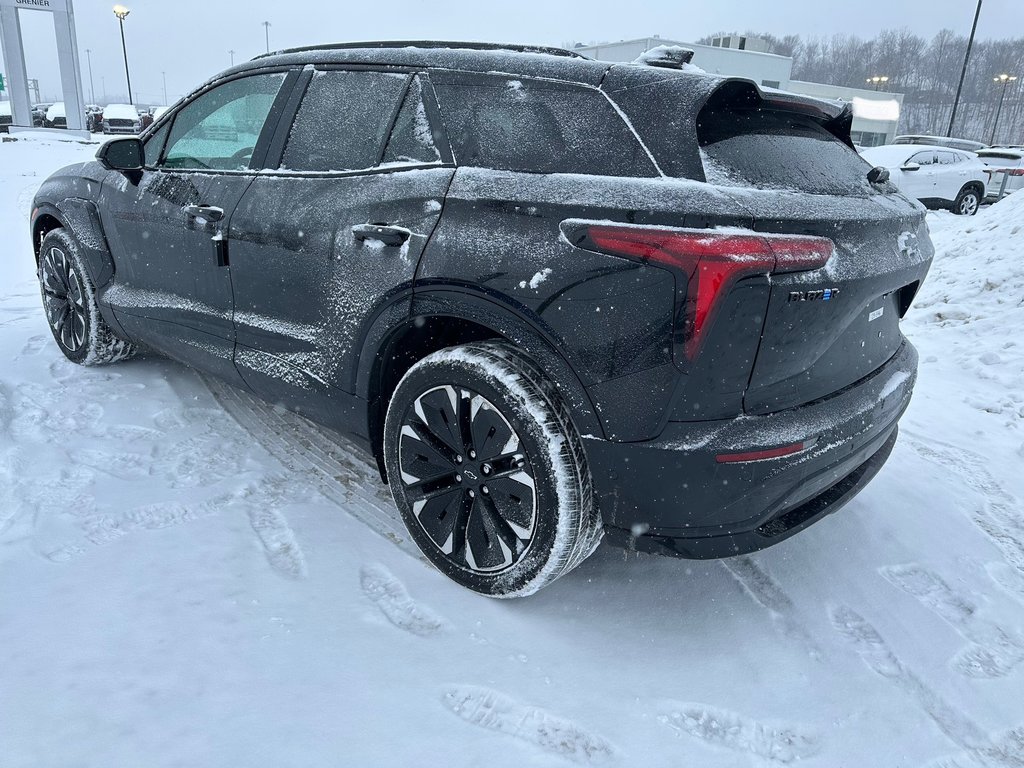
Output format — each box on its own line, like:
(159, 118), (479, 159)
(383, 342), (602, 597)
(397, 384), (538, 573)
(40, 244), (88, 355)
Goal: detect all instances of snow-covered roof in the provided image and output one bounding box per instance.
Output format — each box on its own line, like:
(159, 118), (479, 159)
(861, 144), (971, 167)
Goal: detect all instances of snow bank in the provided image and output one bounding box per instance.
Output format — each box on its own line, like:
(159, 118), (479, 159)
(908, 194), (1024, 423)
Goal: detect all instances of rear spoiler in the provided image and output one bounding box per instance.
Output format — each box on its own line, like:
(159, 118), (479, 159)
(711, 79), (856, 149)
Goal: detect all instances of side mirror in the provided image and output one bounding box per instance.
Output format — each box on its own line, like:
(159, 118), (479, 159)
(900, 162), (921, 172)
(97, 137), (144, 172)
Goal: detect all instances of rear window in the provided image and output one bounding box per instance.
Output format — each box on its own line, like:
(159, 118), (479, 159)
(698, 107), (874, 195)
(432, 73), (656, 177)
(977, 151), (1022, 162)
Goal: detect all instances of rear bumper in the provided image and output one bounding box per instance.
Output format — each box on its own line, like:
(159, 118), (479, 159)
(587, 340), (918, 558)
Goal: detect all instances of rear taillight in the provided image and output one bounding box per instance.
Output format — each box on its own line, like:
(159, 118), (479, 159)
(581, 224), (834, 362)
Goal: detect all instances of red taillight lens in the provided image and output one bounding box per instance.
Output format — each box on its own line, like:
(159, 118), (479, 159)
(584, 224), (834, 362)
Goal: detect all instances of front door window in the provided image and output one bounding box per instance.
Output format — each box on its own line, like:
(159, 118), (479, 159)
(161, 73), (286, 171)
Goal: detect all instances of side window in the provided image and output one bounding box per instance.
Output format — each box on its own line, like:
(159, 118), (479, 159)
(382, 76), (442, 166)
(162, 73), (286, 171)
(280, 70), (409, 172)
(432, 73), (657, 177)
(144, 122), (170, 167)
(909, 151), (935, 166)
(937, 151), (957, 165)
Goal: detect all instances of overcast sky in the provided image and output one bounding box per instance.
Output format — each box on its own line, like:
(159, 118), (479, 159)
(1, 0), (1019, 105)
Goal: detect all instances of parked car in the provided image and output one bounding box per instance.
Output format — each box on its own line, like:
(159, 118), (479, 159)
(976, 147), (1024, 199)
(102, 103), (142, 134)
(32, 103), (51, 127)
(29, 41), (933, 596)
(86, 105), (104, 133)
(44, 102), (67, 129)
(892, 134), (987, 153)
(0, 100), (11, 133)
(861, 144), (987, 214)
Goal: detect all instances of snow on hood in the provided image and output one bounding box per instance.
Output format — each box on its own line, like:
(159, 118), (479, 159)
(46, 102), (66, 121)
(104, 104), (139, 120)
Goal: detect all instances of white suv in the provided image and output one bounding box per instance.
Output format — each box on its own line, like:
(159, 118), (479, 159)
(862, 144), (988, 215)
(976, 148), (1024, 200)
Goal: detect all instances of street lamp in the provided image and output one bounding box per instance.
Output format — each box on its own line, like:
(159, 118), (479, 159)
(990, 73), (1019, 145)
(112, 5), (133, 105)
(229, 49), (236, 66)
(866, 75), (890, 91)
(262, 21), (271, 54)
(85, 48), (95, 103)
(948, 0), (983, 137)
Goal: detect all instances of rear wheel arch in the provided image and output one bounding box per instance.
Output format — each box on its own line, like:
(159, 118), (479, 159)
(361, 291), (606, 482)
(953, 182), (984, 215)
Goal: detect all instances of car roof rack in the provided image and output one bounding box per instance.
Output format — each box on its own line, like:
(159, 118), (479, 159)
(254, 40), (588, 61)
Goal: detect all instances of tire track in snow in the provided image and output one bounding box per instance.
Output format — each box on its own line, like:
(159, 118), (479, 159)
(360, 563), (444, 636)
(441, 684), (615, 763)
(204, 376), (422, 561)
(721, 555), (822, 660)
(987, 563), (1024, 604)
(905, 435), (1024, 576)
(880, 564), (1024, 678)
(657, 703), (818, 764)
(829, 604), (991, 754)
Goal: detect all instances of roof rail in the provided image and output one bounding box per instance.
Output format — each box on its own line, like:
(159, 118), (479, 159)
(253, 40), (589, 61)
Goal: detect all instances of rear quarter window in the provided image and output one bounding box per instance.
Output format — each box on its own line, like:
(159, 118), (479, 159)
(431, 73), (657, 177)
(698, 108), (875, 195)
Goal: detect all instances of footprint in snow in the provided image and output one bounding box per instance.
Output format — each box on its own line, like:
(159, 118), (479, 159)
(441, 684), (615, 764)
(360, 563), (444, 636)
(658, 702), (818, 764)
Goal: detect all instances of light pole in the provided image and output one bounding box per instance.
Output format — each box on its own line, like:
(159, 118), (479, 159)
(229, 49), (236, 66)
(262, 21), (271, 54)
(990, 74), (1019, 145)
(161, 71), (167, 105)
(866, 75), (890, 91)
(85, 48), (95, 103)
(112, 5), (133, 105)
(948, 0), (983, 137)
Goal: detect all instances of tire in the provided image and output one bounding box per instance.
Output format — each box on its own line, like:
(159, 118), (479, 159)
(952, 186), (981, 216)
(383, 341), (602, 598)
(37, 228), (137, 365)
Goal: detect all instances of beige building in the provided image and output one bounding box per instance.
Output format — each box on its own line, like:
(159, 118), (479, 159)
(572, 36), (903, 146)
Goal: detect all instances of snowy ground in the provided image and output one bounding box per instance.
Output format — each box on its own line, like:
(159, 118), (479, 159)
(2, 134), (1023, 768)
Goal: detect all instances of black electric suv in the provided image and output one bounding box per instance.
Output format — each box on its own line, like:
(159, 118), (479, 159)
(29, 42), (933, 597)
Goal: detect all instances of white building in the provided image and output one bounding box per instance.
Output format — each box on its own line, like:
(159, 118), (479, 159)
(572, 36), (902, 146)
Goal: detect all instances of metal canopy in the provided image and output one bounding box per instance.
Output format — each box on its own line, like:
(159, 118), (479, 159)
(0, 0), (86, 131)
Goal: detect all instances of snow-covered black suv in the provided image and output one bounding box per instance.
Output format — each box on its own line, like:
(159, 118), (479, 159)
(30, 42), (932, 597)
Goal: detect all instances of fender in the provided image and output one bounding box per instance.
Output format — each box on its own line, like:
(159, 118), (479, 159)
(32, 198), (128, 339)
(33, 198), (116, 290)
(356, 286), (607, 440)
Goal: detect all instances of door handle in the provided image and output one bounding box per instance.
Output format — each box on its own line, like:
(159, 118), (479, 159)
(352, 223), (410, 248)
(183, 204), (225, 222)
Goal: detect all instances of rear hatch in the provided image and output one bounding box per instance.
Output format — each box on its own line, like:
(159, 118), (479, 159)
(696, 82), (933, 415)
